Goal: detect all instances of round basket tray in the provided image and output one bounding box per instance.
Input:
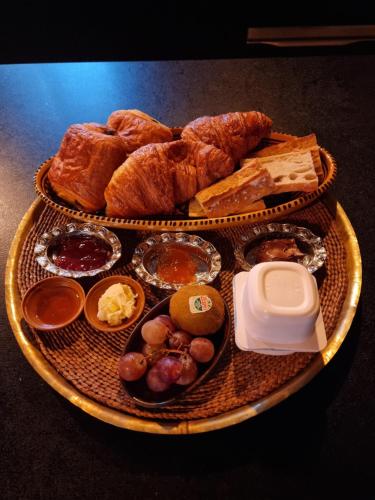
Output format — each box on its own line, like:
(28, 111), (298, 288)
(5, 194), (361, 434)
(34, 134), (337, 232)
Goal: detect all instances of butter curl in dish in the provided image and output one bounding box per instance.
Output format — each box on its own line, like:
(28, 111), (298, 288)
(84, 276), (145, 332)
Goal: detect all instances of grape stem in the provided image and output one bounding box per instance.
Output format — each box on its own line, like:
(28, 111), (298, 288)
(144, 347), (185, 363)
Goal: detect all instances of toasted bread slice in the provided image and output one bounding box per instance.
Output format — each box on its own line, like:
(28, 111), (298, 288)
(252, 134), (323, 181)
(253, 133), (318, 156)
(194, 159), (275, 218)
(242, 151), (318, 194)
(188, 196), (266, 217)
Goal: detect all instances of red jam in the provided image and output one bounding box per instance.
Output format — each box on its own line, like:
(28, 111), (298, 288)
(157, 244), (197, 284)
(49, 234), (112, 271)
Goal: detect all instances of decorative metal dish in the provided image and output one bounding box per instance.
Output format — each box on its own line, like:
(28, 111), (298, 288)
(132, 232), (221, 290)
(120, 295), (231, 408)
(33, 134), (337, 232)
(234, 223), (327, 273)
(34, 222), (121, 278)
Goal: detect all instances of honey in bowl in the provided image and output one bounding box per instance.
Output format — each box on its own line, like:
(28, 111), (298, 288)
(34, 286), (82, 326)
(21, 277), (85, 330)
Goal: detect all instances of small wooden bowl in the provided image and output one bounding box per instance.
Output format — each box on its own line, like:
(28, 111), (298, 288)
(84, 275), (145, 332)
(21, 277), (85, 331)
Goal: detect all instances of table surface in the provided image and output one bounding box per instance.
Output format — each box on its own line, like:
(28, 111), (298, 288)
(1, 57), (374, 500)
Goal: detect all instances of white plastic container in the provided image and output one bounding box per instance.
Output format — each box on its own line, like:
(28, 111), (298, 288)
(233, 262), (327, 354)
(244, 261), (320, 344)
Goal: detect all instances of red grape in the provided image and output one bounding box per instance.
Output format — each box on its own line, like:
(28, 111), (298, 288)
(141, 319), (169, 345)
(118, 352), (147, 381)
(168, 330), (192, 350)
(155, 315), (176, 333)
(189, 337), (215, 363)
(155, 356), (183, 383)
(146, 366), (171, 392)
(176, 354), (198, 385)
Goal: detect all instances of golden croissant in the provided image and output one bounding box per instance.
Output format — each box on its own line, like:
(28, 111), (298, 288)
(105, 140), (235, 217)
(48, 123), (127, 212)
(181, 111), (272, 163)
(48, 110), (173, 212)
(107, 109), (173, 154)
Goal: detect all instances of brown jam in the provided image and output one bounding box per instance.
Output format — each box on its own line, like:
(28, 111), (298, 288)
(49, 234), (112, 271)
(157, 244), (198, 284)
(255, 238), (304, 263)
(34, 285), (81, 326)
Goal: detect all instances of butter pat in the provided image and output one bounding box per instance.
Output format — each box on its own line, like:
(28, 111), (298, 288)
(97, 283), (137, 326)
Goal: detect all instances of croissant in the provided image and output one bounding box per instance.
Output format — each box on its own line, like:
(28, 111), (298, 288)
(107, 109), (173, 154)
(48, 123), (127, 212)
(105, 140), (235, 217)
(181, 111), (272, 163)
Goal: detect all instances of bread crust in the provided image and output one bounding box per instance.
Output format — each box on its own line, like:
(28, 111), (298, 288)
(193, 159), (275, 218)
(252, 133), (323, 180)
(188, 196), (265, 217)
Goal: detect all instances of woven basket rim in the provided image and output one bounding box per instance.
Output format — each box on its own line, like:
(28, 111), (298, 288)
(34, 134), (337, 231)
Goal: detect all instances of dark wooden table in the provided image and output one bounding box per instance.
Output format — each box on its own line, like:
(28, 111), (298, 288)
(1, 58), (374, 499)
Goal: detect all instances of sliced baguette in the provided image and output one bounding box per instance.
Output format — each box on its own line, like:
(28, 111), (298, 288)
(194, 159), (275, 218)
(189, 196), (265, 217)
(242, 150), (318, 194)
(252, 133), (323, 181)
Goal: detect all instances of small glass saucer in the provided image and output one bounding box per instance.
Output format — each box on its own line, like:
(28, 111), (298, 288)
(34, 222), (121, 278)
(132, 232), (221, 290)
(234, 223), (327, 273)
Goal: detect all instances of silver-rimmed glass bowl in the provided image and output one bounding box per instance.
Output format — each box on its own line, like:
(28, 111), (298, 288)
(234, 223), (327, 273)
(132, 232), (221, 290)
(34, 222), (122, 278)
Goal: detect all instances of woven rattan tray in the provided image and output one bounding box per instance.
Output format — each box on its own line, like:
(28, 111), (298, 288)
(33, 134), (336, 232)
(5, 194), (361, 434)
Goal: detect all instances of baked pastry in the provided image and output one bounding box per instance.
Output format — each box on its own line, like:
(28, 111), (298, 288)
(181, 111), (272, 163)
(188, 196), (265, 217)
(242, 151), (318, 194)
(48, 123), (127, 212)
(193, 159), (275, 218)
(107, 109), (173, 154)
(105, 140), (234, 217)
(252, 133), (323, 180)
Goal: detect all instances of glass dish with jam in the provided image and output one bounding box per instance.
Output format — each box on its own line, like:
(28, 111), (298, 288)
(132, 233), (221, 290)
(234, 223), (327, 273)
(34, 222), (121, 278)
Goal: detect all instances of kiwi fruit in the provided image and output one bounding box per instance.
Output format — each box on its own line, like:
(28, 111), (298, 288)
(169, 284), (225, 335)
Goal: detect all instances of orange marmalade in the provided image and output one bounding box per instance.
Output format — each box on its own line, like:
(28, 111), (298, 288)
(157, 244), (197, 284)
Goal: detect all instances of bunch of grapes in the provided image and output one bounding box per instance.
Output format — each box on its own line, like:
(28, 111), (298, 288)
(118, 314), (215, 392)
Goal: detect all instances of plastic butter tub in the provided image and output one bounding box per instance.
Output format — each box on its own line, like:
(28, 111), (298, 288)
(233, 262), (327, 355)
